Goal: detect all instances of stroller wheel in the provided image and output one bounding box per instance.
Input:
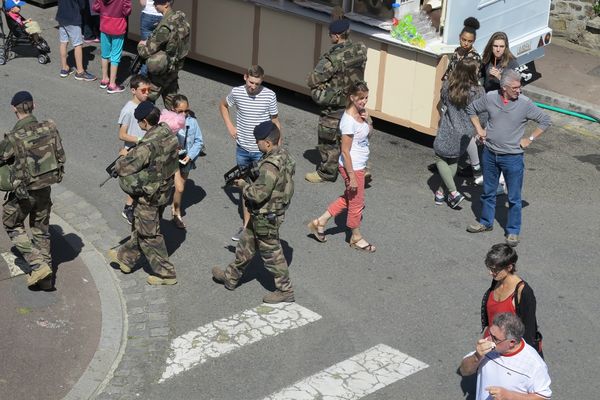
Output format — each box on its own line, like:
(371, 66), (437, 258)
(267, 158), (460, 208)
(38, 54), (49, 64)
(0, 56), (5, 65)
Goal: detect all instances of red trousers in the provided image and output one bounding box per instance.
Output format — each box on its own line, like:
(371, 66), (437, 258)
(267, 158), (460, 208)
(327, 167), (365, 229)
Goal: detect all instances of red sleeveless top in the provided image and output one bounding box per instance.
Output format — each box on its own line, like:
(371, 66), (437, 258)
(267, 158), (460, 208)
(486, 290), (516, 329)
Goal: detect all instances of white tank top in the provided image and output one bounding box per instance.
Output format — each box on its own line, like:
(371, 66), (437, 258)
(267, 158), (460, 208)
(143, 0), (162, 16)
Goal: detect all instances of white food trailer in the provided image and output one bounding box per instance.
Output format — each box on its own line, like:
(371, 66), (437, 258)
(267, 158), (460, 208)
(128, 0), (552, 135)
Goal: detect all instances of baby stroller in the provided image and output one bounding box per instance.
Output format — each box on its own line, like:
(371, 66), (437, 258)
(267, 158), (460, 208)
(0, 3), (50, 65)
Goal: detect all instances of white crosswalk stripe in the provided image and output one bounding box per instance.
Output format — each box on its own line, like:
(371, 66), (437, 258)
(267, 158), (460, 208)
(159, 302), (322, 382)
(262, 344), (428, 400)
(1, 251), (26, 277)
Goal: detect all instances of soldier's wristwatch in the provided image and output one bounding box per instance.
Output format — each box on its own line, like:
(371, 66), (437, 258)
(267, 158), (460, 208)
(529, 135), (535, 141)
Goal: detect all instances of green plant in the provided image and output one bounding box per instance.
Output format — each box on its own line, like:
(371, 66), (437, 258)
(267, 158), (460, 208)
(595, 0), (600, 17)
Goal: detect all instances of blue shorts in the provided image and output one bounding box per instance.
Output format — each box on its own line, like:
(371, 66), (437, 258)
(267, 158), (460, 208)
(100, 32), (124, 65)
(58, 25), (83, 47)
(236, 145), (262, 168)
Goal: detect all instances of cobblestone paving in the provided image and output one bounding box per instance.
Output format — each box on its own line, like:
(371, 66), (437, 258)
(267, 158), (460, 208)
(51, 185), (171, 400)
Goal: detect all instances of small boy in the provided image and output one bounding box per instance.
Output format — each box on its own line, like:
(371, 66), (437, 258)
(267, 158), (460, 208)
(118, 74), (151, 224)
(55, 0), (96, 81)
(4, 0), (47, 50)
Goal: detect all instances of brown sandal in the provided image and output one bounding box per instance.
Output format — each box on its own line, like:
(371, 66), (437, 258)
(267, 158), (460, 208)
(307, 219), (327, 242)
(173, 214), (186, 230)
(350, 238), (376, 253)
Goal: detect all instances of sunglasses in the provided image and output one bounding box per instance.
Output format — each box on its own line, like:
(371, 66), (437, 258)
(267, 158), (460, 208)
(137, 87), (150, 94)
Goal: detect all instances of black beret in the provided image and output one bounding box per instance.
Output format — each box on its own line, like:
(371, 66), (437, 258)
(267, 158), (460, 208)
(11, 91), (33, 106)
(153, 0), (170, 5)
(253, 121), (275, 141)
(329, 19), (350, 34)
(134, 101), (156, 121)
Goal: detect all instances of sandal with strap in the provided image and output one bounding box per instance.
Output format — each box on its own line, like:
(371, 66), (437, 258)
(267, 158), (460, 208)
(173, 214), (186, 230)
(350, 238), (376, 253)
(307, 219), (327, 242)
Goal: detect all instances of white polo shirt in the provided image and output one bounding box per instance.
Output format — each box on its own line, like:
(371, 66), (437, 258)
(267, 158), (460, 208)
(467, 340), (552, 400)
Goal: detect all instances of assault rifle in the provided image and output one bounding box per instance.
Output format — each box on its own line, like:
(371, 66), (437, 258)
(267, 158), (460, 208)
(223, 162), (259, 186)
(99, 145), (136, 187)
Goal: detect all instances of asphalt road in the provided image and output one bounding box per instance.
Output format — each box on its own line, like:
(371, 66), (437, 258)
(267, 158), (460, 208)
(1, 5), (599, 399)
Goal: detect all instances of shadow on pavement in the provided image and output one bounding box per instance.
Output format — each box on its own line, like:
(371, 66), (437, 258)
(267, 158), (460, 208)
(180, 178), (206, 217)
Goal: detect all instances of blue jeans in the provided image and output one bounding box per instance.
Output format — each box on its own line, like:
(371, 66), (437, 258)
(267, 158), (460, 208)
(236, 145), (263, 168)
(480, 147), (524, 235)
(139, 13), (162, 76)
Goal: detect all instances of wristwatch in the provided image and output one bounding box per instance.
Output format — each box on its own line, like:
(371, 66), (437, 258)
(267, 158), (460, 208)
(529, 135), (535, 141)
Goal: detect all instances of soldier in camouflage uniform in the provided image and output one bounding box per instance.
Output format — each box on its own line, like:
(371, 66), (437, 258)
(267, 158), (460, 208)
(108, 101), (180, 285)
(212, 121), (296, 304)
(137, 0), (190, 110)
(1, 91), (66, 288)
(305, 19), (367, 183)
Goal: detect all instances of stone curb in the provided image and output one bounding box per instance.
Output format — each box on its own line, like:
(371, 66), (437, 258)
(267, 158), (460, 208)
(523, 84), (600, 123)
(52, 212), (127, 400)
(49, 184), (174, 400)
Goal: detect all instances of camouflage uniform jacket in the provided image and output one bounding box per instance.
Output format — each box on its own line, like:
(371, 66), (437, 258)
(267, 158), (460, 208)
(0, 115), (66, 196)
(241, 147), (295, 215)
(137, 9), (190, 75)
(115, 123), (179, 206)
(307, 40), (367, 112)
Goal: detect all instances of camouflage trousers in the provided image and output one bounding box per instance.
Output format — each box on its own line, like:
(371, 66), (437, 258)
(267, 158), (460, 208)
(118, 202), (176, 278)
(148, 71), (179, 111)
(316, 109), (344, 182)
(2, 187), (52, 270)
(225, 214), (293, 292)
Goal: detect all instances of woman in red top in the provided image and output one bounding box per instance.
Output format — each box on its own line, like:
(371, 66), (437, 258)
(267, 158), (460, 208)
(480, 243), (543, 356)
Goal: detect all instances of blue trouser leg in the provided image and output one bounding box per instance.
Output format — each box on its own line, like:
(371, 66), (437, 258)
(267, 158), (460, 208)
(480, 147), (500, 227)
(499, 153), (524, 235)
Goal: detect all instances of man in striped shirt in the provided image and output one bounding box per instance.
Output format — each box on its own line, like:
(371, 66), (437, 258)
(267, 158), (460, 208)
(219, 65), (282, 241)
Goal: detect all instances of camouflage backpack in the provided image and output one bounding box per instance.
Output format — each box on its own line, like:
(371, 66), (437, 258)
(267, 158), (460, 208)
(309, 41), (367, 109)
(119, 123), (179, 200)
(147, 11), (190, 75)
(0, 120), (65, 192)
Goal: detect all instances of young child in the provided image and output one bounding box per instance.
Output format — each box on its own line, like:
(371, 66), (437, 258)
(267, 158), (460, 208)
(170, 94), (204, 229)
(4, 0), (49, 52)
(92, 0), (131, 93)
(56, 0), (96, 80)
(118, 74), (151, 224)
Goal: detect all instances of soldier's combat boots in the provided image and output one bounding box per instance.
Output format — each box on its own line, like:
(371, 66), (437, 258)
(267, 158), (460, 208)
(304, 171), (325, 183)
(107, 249), (132, 274)
(147, 272), (177, 286)
(263, 290), (295, 304)
(211, 267), (236, 290)
(27, 264), (52, 287)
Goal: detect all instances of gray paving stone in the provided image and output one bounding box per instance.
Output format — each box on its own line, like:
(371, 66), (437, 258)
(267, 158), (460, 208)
(150, 327), (170, 337)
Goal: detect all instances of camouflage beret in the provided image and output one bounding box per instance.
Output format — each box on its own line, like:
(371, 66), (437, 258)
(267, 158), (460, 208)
(253, 121), (276, 141)
(329, 19), (350, 34)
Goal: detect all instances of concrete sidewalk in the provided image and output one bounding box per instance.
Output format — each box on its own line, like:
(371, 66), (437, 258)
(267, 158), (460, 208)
(524, 38), (600, 121)
(0, 202), (125, 400)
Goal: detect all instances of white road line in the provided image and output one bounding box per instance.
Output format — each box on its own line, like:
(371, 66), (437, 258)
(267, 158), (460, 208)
(159, 302), (322, 382)
(262, 344), (428, 400)
(1, 251), (26, 277)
